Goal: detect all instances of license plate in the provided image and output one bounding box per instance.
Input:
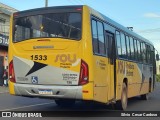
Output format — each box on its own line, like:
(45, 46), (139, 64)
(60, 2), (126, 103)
(38, 89), (53, 95)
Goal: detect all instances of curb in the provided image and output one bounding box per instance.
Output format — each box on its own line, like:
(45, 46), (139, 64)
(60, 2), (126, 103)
(0, 91), (9, 94)
(0, 86), (9, 94)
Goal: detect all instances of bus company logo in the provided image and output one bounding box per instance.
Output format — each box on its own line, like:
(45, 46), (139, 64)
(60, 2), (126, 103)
(117, 61), (134, 76)
(54, 54), (76, 63)
(117, 61), (126, 74)
(31, 76), (38, 84)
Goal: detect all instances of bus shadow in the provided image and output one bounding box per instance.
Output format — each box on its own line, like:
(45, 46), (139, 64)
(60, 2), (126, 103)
(53, 96), (151, 111)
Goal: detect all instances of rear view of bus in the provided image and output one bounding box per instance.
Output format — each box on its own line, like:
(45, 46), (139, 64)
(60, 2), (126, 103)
(9, 6), (92, 106)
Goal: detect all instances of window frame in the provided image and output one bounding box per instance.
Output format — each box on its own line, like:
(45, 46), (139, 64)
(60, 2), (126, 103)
(126, 35), (131, 59)
(91, 17), (106, 56)
(129, 36), (135, 60)
(115, 30), (122, 58)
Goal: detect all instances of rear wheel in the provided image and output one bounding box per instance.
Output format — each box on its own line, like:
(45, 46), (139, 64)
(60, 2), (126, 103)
(55, 99), (75, 107)
(141, 94), (149, 100)
(141, 81), (150, 100)
(116, 83), (128, 110)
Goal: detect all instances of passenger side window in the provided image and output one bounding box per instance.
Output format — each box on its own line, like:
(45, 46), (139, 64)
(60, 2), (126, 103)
(146, 45), (151, 64)
(116, 31), (122, 57)
(115, 32), (152, 64)
(91, 19), (105, 55)
(141, 43), (146, 63)
(120, 33), (127, 58)
(134, 39), (138, 61)
(137, 40), (141, 62)
(129, 37), (135, 60)
(126, 36), (131, 59)
(97, 21), (105, 55)
(91, 20), (98, 54)
(150, 46), (154, 64)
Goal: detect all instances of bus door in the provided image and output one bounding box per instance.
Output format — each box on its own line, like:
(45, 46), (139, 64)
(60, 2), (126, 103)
(105, 32), (116, 101)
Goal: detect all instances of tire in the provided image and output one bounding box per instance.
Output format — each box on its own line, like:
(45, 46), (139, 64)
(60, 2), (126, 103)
(141, 94), (149, 100)
(55, 99), (75, 107)
(141, 81), (150, 100)
(116, 83), (128, 110)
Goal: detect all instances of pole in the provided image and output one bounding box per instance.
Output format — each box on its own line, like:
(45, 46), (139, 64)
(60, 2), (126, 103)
(45, 0), (48, 7)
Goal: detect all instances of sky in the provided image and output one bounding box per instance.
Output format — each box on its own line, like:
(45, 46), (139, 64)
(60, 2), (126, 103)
(1, 0), (160, 53)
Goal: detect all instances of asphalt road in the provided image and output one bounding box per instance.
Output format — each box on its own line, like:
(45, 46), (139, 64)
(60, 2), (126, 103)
(0, 82), (160, 119)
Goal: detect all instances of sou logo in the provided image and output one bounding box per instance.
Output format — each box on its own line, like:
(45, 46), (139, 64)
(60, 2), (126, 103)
(54, 54), (76, 63)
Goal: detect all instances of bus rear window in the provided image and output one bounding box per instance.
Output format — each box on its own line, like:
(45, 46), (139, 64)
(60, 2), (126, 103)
(13, 12), (82, 42)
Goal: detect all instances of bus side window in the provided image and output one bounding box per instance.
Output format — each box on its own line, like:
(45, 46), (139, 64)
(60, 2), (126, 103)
(91, 19), (105, 56)
(137, 40), (141, 62)
(126, 36), (131, 59)
(144, 44), (147, 63)
(97, 21), (105, 55)
(146, 45), (151, 64)
(116, 31), (122, 57)
(91, 20), (98, 54)
(134, 39), (138, 61)
(120, 33), (127, 59)
(141, 43), (146, 63)
(129, 37), (135, 60)
(150, 46), (155, 64)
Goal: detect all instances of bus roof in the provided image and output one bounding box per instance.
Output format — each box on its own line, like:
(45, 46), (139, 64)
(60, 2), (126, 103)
(87, 5), (153, 46)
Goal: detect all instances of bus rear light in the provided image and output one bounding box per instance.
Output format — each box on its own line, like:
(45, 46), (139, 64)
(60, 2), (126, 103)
(79, 60), (89, 85)
(9, 60), (16, 83)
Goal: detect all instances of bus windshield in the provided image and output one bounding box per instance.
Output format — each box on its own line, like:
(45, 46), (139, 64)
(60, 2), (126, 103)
(13, 12), (82, 42)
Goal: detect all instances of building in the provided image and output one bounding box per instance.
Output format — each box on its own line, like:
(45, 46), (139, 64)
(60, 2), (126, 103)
(0, 2), (18, 85)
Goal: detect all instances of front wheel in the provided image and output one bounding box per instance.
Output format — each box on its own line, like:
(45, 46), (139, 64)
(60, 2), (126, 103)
(55, 99), (75, 107)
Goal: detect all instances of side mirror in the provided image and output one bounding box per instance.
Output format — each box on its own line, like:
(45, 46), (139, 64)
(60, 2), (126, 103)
(156, 54), (159, 61)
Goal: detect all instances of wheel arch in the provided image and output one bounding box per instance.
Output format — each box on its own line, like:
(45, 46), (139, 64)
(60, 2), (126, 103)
(123, 78), (128, 87)
(149, 77), (152, 92)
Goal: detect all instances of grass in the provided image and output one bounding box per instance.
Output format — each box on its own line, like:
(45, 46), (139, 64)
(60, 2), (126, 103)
(156, 74), (160, 82)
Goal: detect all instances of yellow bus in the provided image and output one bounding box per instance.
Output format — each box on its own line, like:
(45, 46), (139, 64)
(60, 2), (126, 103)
(8, 5), (157, 110)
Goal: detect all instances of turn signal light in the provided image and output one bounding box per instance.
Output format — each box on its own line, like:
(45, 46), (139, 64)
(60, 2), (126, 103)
(79, 60), (89, 85)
